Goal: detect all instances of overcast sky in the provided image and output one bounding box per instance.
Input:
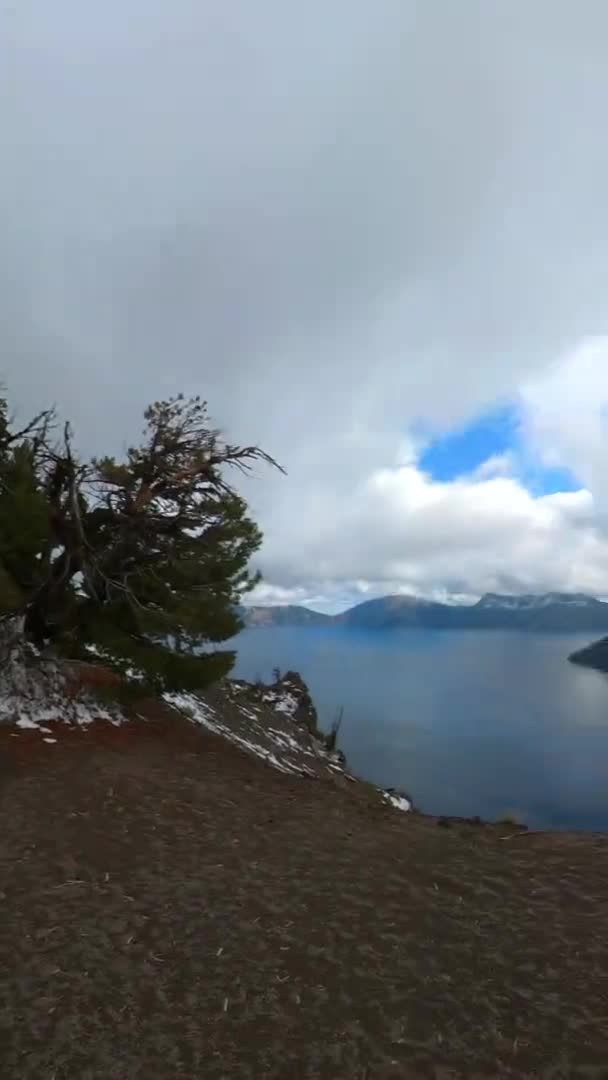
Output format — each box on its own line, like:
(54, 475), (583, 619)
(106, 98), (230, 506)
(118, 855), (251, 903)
(3, 2), (608, 611)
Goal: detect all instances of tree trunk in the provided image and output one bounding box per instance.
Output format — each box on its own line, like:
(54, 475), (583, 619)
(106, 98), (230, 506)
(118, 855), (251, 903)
(23, 549), (80, 649)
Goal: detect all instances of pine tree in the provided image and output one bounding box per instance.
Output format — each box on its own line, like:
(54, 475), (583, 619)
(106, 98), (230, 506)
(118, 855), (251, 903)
(0, 393), (280, 693)
(0, 398), (52, 614)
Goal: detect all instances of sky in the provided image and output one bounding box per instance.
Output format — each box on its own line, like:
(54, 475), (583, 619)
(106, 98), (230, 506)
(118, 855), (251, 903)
(3, 2), (608, 613)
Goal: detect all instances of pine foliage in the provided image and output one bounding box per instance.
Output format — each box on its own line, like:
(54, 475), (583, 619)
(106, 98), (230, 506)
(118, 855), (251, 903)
(0, 392), (280, 693)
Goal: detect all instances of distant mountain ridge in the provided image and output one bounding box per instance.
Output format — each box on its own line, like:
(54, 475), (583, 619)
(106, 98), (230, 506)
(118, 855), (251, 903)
(242, 593), (608, 633)
(241, 604), (332, 628)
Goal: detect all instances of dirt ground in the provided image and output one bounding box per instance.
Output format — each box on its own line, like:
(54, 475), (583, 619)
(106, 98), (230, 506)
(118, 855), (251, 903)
(1, 714), (608, 1079)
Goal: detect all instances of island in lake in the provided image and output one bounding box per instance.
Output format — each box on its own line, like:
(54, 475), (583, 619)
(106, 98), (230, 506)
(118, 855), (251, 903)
(569, 636), (608, 672)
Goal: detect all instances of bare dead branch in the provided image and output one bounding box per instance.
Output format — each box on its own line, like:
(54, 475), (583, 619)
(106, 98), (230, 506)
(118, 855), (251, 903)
(4, 408), (55, 448)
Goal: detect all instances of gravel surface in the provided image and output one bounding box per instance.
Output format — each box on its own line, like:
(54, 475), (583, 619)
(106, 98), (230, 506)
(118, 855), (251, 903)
(1, 713), (608, 1078)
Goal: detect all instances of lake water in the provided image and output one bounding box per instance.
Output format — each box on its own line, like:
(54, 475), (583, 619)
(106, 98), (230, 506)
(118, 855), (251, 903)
(230, 627), (608, 831)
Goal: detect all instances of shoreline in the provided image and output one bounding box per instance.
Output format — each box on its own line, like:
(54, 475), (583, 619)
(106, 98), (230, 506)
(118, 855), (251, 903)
(0, 657), (601, 836)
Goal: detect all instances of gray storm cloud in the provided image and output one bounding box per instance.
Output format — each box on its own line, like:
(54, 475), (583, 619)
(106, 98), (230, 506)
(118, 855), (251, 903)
(2, 1), (608, 605)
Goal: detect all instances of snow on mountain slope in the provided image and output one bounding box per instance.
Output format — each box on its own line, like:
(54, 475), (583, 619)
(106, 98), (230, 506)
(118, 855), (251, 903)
(476, 593), (596, 610)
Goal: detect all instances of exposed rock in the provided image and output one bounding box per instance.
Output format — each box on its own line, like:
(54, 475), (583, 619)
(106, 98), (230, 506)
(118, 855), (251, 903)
(167, 670), (412, 812)
(167, 670), (347, 782)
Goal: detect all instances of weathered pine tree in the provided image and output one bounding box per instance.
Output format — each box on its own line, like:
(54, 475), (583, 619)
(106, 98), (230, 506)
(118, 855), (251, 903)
(0, 393), (281, 693)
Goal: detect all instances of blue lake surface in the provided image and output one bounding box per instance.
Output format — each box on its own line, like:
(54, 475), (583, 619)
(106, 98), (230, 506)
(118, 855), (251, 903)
(230, 627), (608, 830)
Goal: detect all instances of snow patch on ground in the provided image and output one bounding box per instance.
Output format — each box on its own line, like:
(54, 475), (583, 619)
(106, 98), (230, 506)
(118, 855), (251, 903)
(0, 651), (127, 737)
(7, 696), (125, 732)
(169, 684), (412, 814)
(166, 686), (350, 782)
(236, 705), (261, 722)
(165, 693), (215, 724)
(266, 727), (316, 757)
(262, 690), (299, 716)
(15, 716), (42, 730)
(383, 792), (411, 813)
(165, 692), (302, 776)
(165, 680), (368, 792)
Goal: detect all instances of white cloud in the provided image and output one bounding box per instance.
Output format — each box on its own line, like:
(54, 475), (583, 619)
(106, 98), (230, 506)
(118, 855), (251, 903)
(3, 3), (608, 607)
(521, 339), (608, 505)
(471, 453), (516, 481)
(249, 333), (608, 608)
(250, 454), (608, 610)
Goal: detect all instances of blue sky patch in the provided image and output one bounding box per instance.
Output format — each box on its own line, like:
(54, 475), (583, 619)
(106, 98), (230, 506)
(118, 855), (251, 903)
(520, 464), (580, 496)
(418, 405), (518, 481)
(418, 404), (580, 496)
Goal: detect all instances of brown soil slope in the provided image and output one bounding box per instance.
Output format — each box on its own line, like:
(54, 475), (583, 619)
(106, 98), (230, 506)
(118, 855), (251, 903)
(1, 715), (607, 1079)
